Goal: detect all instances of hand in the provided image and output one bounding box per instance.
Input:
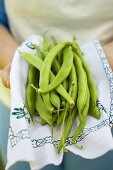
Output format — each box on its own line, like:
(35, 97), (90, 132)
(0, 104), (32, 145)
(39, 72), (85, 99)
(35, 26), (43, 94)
(0, 25), (18, 88)
(103, 41), (113, 128)
(1, 62), (11, 88)
(103, 41), (113, 71)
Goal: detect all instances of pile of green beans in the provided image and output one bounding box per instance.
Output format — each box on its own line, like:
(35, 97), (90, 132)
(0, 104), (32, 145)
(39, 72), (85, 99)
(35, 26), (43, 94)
(20, 35), (101, 153)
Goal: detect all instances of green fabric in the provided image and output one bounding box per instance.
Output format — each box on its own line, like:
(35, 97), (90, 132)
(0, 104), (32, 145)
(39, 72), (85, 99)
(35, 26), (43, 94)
(0, 154), (4, 170)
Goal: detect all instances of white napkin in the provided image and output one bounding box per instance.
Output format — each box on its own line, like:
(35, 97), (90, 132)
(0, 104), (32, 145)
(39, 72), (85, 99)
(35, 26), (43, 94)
(6, 36), (113, 170)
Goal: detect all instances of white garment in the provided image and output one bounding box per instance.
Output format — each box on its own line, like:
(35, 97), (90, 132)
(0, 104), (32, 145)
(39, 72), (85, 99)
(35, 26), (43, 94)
(5, 0), (113, 45)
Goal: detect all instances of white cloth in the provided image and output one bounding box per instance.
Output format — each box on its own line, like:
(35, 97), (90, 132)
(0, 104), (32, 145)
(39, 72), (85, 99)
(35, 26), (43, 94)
(6, 36), (113, 170)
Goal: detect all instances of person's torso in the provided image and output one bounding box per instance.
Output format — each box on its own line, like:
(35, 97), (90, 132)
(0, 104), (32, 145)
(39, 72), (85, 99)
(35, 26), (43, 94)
(5, 0), (113, 45)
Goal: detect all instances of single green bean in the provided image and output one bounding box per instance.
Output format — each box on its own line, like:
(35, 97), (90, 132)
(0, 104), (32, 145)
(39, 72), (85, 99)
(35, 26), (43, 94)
(34, 44), (44, 60)
(52, 58), (61, 75)
(61, 79), (68, 107)
(42, 32), (49, 53)
(57, 51), (63, 65)
(51, 35), (58, 45)
(72, 85), (90, 143)
(68, 63), (77, 103)
(89, 104), (101, 119)
(47, 35), (58, 51)
(25, 65), (37, 121)
(73, 53), (87, 118)
(50, 91), (60, 111)
(40, 119), (47, 126)
(56, 107), (68, 129)
(35, 92), (53, 126)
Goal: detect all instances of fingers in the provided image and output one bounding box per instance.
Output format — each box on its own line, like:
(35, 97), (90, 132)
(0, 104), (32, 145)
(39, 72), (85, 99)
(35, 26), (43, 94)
(103, 42), (113, 71)
(1, 63), (11, 88)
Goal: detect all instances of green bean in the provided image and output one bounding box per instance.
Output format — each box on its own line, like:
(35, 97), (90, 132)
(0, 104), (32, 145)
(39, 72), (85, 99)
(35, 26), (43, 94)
(26, 84), (35, 121)
(34, 107), (57, 127)
(50, 91), (60, 117)
(48, 44), (54, 52)
(34, 44), (44, 60)
(57, 107), (77, 153)
(39, 46), (73, 93)
(25, 65), (37, 121)
(72, 85), (90, 143)
(89, 104), (101, 119)
(73, 53), (87, 119)
(25, 92), (30, 116)
(52, 113), (58, 125)
(40, 119), (47, 126)
(20, 52), (42, 68)
(51, 35), (58, 45)
(61, 79), (67, 107)
(20, 52), (74, 105)
(42, 32), (49, 53)
(57, 50), (63, 66)
(63, 148), (68, 153)
(56, 108), (67, 129)
(68, 63), (77, 103)
(50, 46), (62, 78)
(42, 93), (54, 112)
(35, 92), (53, 126)
(47, 35), (58, 52)
(62, 79), (68, 91)
(52, 58), (61, 75)
(47, 41), (61, 75)
(38, 41), (72, 94)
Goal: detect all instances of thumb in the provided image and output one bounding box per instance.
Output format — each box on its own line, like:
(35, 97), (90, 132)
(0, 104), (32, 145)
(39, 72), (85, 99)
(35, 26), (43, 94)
(1, 63), (11, 88)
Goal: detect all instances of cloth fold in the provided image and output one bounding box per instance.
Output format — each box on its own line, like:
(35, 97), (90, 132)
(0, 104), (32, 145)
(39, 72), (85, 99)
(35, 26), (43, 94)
(6, 35), (113, 170)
